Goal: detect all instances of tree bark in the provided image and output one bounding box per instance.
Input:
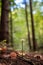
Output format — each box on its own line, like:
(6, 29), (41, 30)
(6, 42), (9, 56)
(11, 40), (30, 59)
(25, 1), (32, 50)
(29, 0), (37, 51)
(0, 0), (9, 44)
(10, 11), (13, 47)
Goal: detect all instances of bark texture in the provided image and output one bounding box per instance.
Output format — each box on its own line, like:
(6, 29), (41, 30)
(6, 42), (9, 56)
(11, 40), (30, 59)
(29, 0), (37, 51)
(0, 0), (9, 44)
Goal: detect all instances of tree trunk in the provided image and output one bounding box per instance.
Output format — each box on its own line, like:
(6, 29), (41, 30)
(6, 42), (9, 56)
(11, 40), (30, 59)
(25, 1), (32, 50)
(0, 0), (9, 44)
(10, 11), (13, 47)
(29, 0), (37, 51)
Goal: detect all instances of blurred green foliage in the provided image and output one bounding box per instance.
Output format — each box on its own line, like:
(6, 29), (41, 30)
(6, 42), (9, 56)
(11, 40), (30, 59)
(0, 0), (43, 51)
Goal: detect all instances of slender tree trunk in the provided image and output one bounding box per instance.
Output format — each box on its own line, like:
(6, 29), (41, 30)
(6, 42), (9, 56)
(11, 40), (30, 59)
(9, 1), (14, 47)
(10, 11), (13, 47)
(29, 0), (37, 51)
(0, 0), (9, 44)
(25, 1), (31, 50)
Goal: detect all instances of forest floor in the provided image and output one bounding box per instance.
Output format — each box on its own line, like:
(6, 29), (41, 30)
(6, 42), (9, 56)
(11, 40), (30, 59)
(0, 50), (43, 65)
